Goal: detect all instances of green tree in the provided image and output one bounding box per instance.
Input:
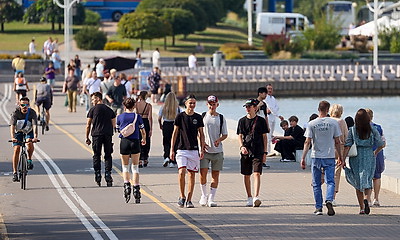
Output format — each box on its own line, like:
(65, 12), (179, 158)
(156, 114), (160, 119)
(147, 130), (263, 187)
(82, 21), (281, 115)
(159, 8), (196, 46)
(198, 0), (224, 26)
(0, 0), (24, 32)
(118, 12), (171, 49)
(23, 0), (63, 32)
(220, 0), (245, 15)
(74, 26), (107, 50)
(303, 13), (341, 50)
(73, 3), (85, 25)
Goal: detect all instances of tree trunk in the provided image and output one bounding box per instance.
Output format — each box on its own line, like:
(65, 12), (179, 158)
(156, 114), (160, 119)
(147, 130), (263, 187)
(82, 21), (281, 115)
(51, 21), (55, 33)
(58, 22), (61, 31)
(172, 35), (175, 47)
(141, 39), (143, 49)
(1, 22), (4, 32)
(164, 37), (167, 50)
(150, 39), (152, 50)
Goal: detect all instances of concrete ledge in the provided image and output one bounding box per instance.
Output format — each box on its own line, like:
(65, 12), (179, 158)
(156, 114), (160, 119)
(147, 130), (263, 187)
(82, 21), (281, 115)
(381, 160), (400, 194)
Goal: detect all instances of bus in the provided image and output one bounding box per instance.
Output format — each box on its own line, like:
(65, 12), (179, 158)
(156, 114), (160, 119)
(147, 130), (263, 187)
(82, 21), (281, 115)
(324, 1), (356, 35)
(357, 1), (399, 24)
(256, 12), (309, 36)
(18, 0), (141, 22)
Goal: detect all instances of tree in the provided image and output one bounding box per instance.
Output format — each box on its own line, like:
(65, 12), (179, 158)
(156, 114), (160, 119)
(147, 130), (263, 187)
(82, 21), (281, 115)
(198, 0), (224, 26)
(303, 13), (341, 50)
(0, 0), (23, 32)
(160, 8), (196, 46)
(220, 0), (245, 15)
(118, 12), (171, 49)
(74, 26), (107, 50)
(23, 0), (63, 32)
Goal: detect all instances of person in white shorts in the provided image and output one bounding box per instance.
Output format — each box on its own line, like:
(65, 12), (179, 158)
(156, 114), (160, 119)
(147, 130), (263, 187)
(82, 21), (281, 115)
(199, 95), (228, 207)
(170, 94), (205, 208)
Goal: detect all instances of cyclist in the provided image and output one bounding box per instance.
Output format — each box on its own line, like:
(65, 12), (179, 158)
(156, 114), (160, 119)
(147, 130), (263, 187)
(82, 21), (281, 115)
(34, 77), (53, 131)
(10, 97), (38, 182)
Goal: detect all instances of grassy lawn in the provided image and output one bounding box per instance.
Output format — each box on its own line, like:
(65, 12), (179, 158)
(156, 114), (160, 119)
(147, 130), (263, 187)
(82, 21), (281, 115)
(0, 21), (264, 57)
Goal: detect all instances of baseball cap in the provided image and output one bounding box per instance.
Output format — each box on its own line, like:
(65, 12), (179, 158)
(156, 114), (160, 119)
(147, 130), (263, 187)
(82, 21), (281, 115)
(40, 76), (47, 82)
(207, 95), (218, 103)
(243, 98), (259, 107)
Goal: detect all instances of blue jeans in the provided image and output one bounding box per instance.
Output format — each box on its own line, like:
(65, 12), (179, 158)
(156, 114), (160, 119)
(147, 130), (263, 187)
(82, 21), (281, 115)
(311, 158), (335, 209)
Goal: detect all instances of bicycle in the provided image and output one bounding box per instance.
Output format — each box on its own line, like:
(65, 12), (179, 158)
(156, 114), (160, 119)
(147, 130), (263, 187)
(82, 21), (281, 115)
(38, 104), (46, 135)
(9, 135), (39, 190)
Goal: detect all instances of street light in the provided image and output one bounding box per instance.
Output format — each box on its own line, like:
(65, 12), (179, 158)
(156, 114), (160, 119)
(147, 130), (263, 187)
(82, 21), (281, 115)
(53, 0), (80, 77)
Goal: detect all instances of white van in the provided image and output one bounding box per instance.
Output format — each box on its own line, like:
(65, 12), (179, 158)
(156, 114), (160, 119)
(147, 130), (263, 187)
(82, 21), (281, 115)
(256, 12), (309, 36)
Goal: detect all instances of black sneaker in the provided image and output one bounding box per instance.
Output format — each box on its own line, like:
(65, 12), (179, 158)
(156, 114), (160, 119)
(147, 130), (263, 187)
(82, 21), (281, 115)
(314, 208), (323, 215)
(364, 199), (370, 215)
(326, 201), (335, 216)
(105, 171), (113, 187)
(262, 163), (270, 169)
(177, 197), (186, 208)
(27, 160), (34, 170)
(186, 201), (194, 208)
(12, 172), (19, 182)
(45, 125), (49, 131)
(94, 171), (101, 186)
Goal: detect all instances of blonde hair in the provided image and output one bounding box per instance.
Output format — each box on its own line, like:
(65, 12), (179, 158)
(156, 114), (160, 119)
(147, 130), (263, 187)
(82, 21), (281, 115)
(329, 104), (343, 118)
(365, 108), (373, 121)
(163, 92), (178, 120)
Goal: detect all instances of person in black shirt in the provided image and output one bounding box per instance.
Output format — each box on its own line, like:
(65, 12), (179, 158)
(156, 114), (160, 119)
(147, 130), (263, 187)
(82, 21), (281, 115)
(273, 116), (305, 162)
(105, 76), (127, 115)
(237, 99), (268, 207)
(85, 92), (116, 187)
(170, 94), (205, 208)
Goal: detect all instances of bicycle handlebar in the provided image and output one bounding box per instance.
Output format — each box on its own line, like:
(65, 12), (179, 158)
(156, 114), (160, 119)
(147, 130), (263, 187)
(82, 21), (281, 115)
(8, 139), (40, 143)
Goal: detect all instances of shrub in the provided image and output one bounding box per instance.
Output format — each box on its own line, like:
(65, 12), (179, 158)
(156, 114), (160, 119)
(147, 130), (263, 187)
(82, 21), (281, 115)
(219, 43), (243, 60)
(390, 37), (400, 53)
(301, 51), (358, 59)
(74, 27), (107, 50)
(263, 34), (288, 55)
(104, 42), (133, 50)
(84, 9), (101, 26)
(225, 51), (243, 60)
(0, 54), (42, 59)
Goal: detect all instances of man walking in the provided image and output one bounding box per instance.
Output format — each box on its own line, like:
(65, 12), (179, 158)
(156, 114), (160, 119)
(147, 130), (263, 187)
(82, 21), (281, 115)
(199, 95), (228, 207)
(85, 92), (116, 187)
(237, 99), (268, 207)
(105, 76), (127, 115)
(170, 94), (205, 208)
(265, 84), (283, 156)
(301, 100), (343, 216)
(256, 87), (270, 168)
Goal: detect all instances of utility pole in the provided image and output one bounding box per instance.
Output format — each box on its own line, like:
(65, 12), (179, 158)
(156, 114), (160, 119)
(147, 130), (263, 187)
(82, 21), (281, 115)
(53, 0), (80, 77)
(247, 0), (253, 46)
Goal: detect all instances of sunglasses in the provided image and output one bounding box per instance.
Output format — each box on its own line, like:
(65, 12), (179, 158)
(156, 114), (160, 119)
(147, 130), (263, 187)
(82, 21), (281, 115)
(20, 103), (29, 107)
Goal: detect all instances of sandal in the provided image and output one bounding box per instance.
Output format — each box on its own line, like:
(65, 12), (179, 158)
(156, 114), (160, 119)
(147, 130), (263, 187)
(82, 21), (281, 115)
(359, 210), (365, 215)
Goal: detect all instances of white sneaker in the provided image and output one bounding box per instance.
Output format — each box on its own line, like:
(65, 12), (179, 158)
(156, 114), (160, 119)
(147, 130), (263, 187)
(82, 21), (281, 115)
(199, 195), (207, 206)
(332, 199), (337, 206)
(207, 200), (217, 207)
(169, 162), (174, 168)
(372, 199), (380, 207)
(253, 197), (261, 207)
(163, 158), (169, 167)
(246, 197), (253, 207)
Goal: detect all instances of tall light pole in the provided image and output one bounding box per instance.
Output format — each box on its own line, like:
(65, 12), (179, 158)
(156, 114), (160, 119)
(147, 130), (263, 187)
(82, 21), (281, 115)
(367, 0), (384, 69)
(247, 0), (253, 46)
(53, 0), (80, 77)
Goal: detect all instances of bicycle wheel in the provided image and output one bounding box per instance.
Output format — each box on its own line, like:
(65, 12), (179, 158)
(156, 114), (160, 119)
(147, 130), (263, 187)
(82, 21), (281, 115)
(41, 108), (46, 135)
(41, 118), (45, 135)
(19, 152), (27, 190)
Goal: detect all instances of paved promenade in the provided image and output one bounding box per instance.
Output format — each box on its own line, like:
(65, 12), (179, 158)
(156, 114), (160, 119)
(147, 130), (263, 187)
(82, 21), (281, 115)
(1, 87), (400, 239)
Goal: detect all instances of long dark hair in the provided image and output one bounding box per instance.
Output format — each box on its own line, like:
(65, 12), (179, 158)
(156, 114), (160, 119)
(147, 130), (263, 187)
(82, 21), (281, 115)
(355, 108), (371, 139)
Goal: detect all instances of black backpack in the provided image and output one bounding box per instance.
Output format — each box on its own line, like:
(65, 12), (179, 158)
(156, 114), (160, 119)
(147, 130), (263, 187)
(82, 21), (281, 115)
(201, 112), (224, 135)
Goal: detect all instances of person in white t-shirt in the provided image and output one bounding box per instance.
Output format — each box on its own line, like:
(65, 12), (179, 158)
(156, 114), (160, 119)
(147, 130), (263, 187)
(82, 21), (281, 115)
(199, 95), (228, 207)
(152, 48), (160, 68)
(264, 84), (283, 156)
(96, 58), (105, 80)
(29, 39), (36, 55)
(188, 53), (197, 68)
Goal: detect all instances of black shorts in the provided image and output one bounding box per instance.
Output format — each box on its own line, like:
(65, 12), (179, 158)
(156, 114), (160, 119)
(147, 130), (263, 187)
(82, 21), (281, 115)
(36, 97), (51, 110)
(120, 138), (141, 155)
(240, 154), (263, 175)
(15, 90), (27, 97)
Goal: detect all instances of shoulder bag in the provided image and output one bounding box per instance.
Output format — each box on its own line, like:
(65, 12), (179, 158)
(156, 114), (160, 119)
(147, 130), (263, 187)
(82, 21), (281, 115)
(120, 113), (137, 137)
(348, 127), (357, 157)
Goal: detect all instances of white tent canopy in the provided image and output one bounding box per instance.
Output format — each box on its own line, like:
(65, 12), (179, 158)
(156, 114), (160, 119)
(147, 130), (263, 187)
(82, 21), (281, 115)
(349, 16), (400, 36)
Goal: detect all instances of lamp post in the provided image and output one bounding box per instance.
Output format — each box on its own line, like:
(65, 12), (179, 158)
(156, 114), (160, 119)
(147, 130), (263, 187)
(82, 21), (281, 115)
(53, 0), (80, 77)
(247, 0), (253, 46)
(367, 0), (385, 69)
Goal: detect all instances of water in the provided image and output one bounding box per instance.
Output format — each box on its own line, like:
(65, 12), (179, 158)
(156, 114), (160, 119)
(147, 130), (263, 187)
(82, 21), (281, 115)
(194, 96), (400, 163)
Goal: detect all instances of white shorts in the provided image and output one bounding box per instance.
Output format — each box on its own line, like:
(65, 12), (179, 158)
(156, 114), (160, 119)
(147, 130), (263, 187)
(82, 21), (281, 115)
(176, 150), (200, 172)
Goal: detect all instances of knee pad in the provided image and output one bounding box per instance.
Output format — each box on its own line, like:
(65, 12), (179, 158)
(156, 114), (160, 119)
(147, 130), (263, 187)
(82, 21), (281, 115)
(131, 165), (139, 174)
(122, 164), (130, 173)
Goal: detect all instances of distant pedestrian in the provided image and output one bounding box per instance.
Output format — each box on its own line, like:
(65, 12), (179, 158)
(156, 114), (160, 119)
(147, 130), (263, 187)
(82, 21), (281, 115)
(13, 72), (29, 103)
(152, 48), (160, 68)
(74, 55), (82, 80)
(135, 47), (143, 68)
(237, 99), (268, 207)
(170, 94), (205, 208)
(147, 67), (162, 103)
(159, 92), (181, 168)
(120, 72), (133, 98)
(43, 37), (53, 60)
(105, 75), (127, 115)
(44, 61), (56, 88)
(256, 87), (270, 167)
(29, 39), (36, 55)
(136, 91), (153, 167)
(199, 95), (228, 207)
(117, 98), (146, 203)
(51, 49), (61, 74)
(301, 100), (342, 216)
(11, 55), (25, 76)
(188, 52), (197, 68)
(265, 84), (284, 156)
(96, 58), (106, 80)
(365, 108), (386, 207)
(85, 92), (116, 187)
(343, 109), (384, 215)
(63, 68), (80, 113)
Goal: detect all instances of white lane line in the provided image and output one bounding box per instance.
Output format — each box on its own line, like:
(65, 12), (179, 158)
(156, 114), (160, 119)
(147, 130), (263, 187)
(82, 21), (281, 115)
(36, 147), (118, 240)
(1, 83), (117, 240)
(33, 152), (103, 240)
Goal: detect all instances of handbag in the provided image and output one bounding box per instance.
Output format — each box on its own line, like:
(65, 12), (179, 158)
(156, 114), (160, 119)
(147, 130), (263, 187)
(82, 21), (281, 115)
(120, 113), (137, 137)
(348, 127), (357, 157)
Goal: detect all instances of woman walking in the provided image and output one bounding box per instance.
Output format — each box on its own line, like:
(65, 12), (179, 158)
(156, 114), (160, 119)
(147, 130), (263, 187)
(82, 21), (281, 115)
(343, 109), (384, 215)
(136, 91), (153, 167)
(117, 98), (146, 203)
(158, 92), (181, 167)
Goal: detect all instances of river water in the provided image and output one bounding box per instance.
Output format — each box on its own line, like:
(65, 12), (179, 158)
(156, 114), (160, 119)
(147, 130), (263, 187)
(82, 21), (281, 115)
(193, 96), (400, 163)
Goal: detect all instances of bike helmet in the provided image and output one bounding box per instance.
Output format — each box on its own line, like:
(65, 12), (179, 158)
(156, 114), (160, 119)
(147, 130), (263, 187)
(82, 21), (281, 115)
(40, 76), (47, 82)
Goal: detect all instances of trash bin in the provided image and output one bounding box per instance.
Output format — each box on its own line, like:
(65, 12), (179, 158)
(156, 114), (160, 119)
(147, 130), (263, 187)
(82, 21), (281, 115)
(213, 51), (222, 68)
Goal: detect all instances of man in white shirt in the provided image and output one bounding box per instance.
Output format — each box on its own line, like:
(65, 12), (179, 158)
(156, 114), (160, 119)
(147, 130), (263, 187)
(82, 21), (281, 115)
(152, 48), (160, 68)
(96, 58), (105, 80)
(264, 84), (283, 156)
(188, 53), (197, 68)
(43, 37), (53, 60)
(29, 39), (36, 55)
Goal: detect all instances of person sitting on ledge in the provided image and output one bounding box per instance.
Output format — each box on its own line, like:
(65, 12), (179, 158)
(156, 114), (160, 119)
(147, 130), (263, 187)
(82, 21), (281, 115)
(273, 116), (305, 162)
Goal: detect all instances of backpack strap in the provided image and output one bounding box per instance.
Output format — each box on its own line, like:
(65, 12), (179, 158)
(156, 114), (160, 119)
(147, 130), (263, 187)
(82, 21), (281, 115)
(202, 112), (224, 135)
(22, 108), (30, 129)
